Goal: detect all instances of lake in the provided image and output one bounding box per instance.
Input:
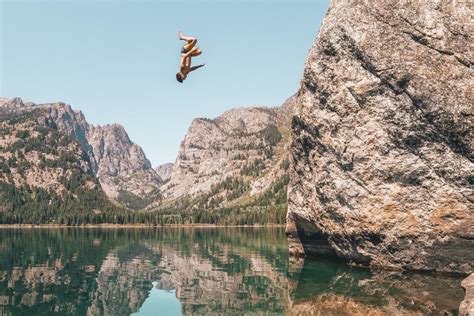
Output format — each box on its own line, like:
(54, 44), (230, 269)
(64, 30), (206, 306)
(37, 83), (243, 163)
(0, 228), (465, 315)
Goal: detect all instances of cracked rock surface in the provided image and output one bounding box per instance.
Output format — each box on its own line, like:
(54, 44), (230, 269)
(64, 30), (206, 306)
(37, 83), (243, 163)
(287, 0), (473, 273)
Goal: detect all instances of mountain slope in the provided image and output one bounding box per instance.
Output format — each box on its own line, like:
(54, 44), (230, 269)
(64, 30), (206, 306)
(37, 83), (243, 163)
(0, 106), (121, 224)
(287, 0), (473, 273)
(0, 95), (294, 222)
(0, 98), (161, 209)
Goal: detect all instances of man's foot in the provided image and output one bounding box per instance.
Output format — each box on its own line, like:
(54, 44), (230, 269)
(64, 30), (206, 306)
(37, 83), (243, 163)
(178, 31), (183, 39)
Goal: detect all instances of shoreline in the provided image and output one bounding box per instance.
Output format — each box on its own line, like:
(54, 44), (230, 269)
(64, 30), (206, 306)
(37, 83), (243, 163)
(0, 224), (287, 229)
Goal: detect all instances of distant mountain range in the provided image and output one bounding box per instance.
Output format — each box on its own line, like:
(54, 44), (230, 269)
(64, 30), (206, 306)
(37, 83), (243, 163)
(0, 95), (294, 220)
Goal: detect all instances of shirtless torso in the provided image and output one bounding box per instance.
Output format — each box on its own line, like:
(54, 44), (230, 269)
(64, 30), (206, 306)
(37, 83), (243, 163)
(180, 54), (192, 76)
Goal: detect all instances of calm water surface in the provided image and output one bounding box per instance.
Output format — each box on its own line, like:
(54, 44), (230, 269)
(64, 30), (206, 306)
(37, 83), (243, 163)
(0, 228), (465, 315)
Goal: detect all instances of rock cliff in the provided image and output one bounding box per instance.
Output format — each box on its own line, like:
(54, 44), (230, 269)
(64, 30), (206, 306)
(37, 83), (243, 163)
(0, 102), (96, 195)
(287, 0), (473, 273)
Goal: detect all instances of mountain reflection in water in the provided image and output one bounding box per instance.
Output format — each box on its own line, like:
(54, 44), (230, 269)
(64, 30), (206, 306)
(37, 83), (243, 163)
(0, 228), (465, 315)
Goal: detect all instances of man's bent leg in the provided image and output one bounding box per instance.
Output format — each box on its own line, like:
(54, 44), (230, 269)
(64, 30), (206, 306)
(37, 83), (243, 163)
(183, 39), (197, 52)
(190, 47), (202, 57)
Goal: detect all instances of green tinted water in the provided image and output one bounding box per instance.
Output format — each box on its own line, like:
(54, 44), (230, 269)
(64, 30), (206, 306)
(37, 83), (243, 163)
(0, 228), (465, 315)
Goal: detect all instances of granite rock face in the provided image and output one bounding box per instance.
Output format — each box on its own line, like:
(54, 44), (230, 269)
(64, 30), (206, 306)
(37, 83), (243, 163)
(287, 0), (473, 273)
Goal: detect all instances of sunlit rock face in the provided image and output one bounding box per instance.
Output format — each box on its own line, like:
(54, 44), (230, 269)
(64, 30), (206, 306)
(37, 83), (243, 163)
(287, 0), (473, 273)
(157, 96), (296, 207)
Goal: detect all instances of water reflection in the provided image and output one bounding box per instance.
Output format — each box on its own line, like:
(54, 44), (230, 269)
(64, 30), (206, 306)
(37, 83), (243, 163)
(0, 228), (465, 315)
(131, 283), (181, 316)
(289, 257), (463, 315)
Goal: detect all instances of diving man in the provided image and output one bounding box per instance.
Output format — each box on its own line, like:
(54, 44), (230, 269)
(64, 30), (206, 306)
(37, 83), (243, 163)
(176, 31), (205, 83)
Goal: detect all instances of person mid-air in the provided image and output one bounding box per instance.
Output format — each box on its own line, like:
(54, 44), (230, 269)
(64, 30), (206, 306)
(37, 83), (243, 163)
(176, 32), (205, 83)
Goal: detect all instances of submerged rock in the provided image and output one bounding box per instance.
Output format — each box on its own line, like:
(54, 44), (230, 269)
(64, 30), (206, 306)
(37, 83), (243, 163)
(287, 0), (473, 273)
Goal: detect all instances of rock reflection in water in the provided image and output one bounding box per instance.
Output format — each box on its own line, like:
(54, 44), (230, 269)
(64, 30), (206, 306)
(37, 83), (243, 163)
(0, 228), (466, 315)
(288, 257), (464, 315)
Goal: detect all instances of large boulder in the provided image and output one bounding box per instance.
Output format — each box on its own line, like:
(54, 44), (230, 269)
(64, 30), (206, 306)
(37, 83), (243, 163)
(287, 0), (473, 273)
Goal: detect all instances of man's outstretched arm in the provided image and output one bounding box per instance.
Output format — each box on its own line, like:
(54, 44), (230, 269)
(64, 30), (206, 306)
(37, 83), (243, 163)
(189, 63), (205, 72)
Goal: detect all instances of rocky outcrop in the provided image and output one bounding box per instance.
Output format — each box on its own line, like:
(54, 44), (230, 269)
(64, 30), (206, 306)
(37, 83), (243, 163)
(158, 96), (295, 209)
(287, 0), (473, 273)
(155, 163), (173, 182)
(0, 97), (161, 200)
(1, 97), (97, 169)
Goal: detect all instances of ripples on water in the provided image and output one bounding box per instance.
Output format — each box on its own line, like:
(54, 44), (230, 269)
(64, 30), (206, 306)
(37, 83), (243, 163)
(0, 228), (465, 315)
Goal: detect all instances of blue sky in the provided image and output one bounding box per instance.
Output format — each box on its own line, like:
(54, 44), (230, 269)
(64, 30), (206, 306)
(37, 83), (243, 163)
(1, 0), (329, 167)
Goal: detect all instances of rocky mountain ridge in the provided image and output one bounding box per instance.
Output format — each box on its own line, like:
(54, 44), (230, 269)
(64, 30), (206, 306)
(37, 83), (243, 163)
(0, 97), (162, 204)
(155, 96), (296, 212)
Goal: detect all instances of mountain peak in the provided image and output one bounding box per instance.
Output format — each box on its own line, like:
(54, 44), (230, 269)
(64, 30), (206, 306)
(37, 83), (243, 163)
(158, 98), (293, 208)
